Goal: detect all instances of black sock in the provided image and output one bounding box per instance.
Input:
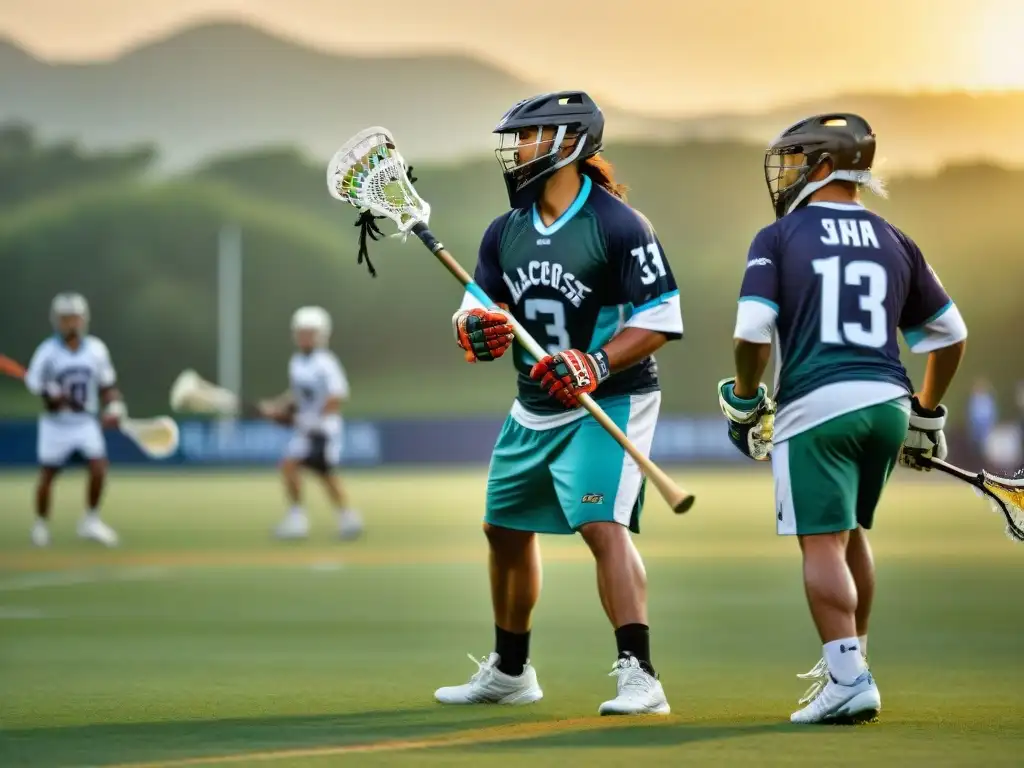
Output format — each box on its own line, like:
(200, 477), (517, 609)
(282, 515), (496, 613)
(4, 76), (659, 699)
(615, 623), (655, 677)
(494, 625), (530, 676)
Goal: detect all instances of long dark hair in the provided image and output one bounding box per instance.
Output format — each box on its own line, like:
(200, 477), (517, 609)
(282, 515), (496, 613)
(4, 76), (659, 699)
(581, 154), (628, 201)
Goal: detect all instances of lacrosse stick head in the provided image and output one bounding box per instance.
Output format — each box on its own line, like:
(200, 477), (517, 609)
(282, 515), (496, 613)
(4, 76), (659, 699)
(122, 416), (180, 459)
(978, 471), (1024, 543)
(327, 127), (430, 233)
(169, 369), (239, 415)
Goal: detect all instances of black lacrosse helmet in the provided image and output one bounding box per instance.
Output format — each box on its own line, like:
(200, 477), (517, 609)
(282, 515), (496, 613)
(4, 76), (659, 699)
(764, 113), (876, 219)
(493, 91), (605, 209)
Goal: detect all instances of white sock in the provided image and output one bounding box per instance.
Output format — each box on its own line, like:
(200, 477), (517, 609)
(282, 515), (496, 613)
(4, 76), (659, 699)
(823, 638), (868, 685)
(858, 634), (868, 658)
(86, 508), (99, 519)
(288, 506), (305, 517)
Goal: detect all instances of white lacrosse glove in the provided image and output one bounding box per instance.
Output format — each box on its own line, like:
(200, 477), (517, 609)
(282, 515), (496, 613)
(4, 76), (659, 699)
(899, 397), (948, 471)
(718, 377), (776, 461)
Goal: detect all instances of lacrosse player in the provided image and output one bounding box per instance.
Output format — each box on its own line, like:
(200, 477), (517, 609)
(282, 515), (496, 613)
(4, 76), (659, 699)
(259, 306), (362, 541)
(23, 293), (126, 547)
(434, 92), (683, 716)
(719, 114), (968, 724)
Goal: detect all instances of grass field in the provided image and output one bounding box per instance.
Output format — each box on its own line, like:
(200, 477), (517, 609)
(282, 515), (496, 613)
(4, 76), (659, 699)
(1, 467), (1023, 767)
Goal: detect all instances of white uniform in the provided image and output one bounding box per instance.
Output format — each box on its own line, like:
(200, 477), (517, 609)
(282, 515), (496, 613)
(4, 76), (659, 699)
(284, 350), (349, 467)
(23, 335), (116, 467)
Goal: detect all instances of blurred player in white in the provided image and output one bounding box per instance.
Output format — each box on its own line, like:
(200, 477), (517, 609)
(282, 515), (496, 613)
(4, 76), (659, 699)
(23, 293), (126, 547)
(258, 306), (362, 540)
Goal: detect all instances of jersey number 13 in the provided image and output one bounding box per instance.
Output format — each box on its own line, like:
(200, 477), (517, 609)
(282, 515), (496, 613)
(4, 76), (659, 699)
(812, 256), (888, 348)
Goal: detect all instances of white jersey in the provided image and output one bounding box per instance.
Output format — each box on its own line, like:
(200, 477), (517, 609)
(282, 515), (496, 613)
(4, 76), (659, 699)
(24, 335), (116, 426)
(288, 349), (349, 436)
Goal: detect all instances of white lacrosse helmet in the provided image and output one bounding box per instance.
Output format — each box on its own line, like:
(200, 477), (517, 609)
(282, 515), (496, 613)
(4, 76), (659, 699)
(291, 306), (332, 347)
(50, 292), (90, 333)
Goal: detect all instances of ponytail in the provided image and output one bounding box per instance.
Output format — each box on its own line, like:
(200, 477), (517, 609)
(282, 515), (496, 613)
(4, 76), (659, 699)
(581, 155), (628, 201)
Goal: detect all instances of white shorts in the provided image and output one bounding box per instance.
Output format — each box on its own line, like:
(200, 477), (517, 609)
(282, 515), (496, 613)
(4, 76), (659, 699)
(38, 418), (106, 467)
(284, 429), (342, 468)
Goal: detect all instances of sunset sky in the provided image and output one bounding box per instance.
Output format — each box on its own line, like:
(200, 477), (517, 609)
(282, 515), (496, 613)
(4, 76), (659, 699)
(2, 0), (1024, 115)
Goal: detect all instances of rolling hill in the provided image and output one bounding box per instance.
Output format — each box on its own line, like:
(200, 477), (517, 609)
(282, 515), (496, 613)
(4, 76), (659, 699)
(3, 21), (1024, 174)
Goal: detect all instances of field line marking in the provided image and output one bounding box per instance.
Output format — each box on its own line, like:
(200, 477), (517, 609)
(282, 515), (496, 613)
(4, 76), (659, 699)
(107, 715), (676, 767)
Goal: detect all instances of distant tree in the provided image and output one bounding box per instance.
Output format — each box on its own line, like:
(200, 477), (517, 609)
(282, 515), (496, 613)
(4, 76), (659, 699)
(0, 122), (156, 210)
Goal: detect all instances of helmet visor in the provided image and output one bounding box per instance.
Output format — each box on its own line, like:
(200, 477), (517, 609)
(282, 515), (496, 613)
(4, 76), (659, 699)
(764, 149), (809, 209)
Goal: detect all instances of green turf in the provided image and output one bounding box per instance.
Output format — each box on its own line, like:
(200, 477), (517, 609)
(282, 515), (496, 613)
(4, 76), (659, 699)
(0, 468), (1022, 767)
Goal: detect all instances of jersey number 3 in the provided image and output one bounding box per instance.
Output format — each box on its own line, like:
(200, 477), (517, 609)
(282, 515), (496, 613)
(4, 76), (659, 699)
(524, 298), (570, 356)
(812, 256), (887, 348)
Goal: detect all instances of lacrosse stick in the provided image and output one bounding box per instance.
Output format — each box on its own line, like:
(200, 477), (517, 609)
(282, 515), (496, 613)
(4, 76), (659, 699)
(169, 369), (241, 415)
(169, 368), (286, 421)
(326, 127), (695, 514)
(922, 456), (1024, 543)
(120, 416), (180, 459)
(0, 354), (27, 380)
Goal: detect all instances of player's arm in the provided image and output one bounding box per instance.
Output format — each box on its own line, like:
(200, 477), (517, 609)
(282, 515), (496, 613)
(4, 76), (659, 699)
(453, 214), (515, 363)
(729, 227), (779, 398)
(897, 240), (968, 470)
(531, 210), (683, 408)
(718, 227), (778, 461)
(258, 389), (295, 424)
(897, 245), (968, 409)
(23, 342), (63, 409)
(321, 356), (350, 415)
(95, 341), (126, 426)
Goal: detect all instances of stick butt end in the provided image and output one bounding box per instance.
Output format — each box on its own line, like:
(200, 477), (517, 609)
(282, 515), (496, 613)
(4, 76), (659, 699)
(672, 494), (696, 514)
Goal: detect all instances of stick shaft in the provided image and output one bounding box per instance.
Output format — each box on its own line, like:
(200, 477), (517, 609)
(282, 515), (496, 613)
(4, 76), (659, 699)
(0, 354), (27, 380)
(412, 223), (695, 514)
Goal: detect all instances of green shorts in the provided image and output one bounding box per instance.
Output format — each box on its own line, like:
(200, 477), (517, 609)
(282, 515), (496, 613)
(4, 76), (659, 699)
(485, 392), (661, 535)
(772, 400), (909, 536)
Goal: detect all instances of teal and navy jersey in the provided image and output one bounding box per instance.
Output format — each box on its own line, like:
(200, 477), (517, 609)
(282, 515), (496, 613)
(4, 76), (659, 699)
(461, 176), (683, 415)
(734, 201), (967, 440)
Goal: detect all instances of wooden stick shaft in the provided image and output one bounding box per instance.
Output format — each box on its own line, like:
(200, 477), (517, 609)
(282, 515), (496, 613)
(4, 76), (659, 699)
(413, 224), (694, 514)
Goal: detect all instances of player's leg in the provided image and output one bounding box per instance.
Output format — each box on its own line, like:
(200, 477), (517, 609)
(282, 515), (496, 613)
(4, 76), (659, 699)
(33, 419), (71, 545)
(309, 431), (362, 540)
(434, 415), (569, 706)
(846, 526), (874, 656)
(32, 465), (59, 546)
(274, 432), (309, 539)
(556, 392), (669, 716)
(75, 421), (118, 546)
(849, 402), (910, 659)
(775, 412), (880, 724)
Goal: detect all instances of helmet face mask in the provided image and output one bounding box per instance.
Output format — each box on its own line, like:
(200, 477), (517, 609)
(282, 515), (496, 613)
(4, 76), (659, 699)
(495, 126), (584, 207)
(492, 92), (604, 209)
(50, 293), (89, 339)
(763, 114), (877, 219)
(291, 306), (332, 350)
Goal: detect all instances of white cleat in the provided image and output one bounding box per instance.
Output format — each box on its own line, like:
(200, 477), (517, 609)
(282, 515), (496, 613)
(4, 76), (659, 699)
(790, 671), (881, 724)
(274, 511), (310, 540)
(434, 653), (544, 705)
(31, 521), (51, 547)
(598, 655), (671, 716)
(77, 515), (119, 547)
(338, 509), (364, 541)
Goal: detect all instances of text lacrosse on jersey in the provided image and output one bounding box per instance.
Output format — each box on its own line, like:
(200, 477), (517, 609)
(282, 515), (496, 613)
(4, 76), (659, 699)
(502, 260), (594, 308)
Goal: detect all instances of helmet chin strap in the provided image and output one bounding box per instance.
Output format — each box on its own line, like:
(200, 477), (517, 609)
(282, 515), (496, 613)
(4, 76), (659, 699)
(786, 169), (873, 215)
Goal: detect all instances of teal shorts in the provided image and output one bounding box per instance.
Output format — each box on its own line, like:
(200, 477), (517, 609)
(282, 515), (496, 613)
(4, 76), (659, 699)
(485, 392), (661, 535)
(772, 400), (909, 536)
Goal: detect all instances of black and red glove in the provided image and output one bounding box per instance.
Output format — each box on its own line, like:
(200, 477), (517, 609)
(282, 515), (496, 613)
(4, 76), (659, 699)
(529, 348), (610, 408)
(452, 308), (514, 362)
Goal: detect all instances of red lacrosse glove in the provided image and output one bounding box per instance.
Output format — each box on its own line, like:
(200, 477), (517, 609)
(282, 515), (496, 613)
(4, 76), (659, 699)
(452, 308), (514, 362)
(529, 349), (610, 408)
